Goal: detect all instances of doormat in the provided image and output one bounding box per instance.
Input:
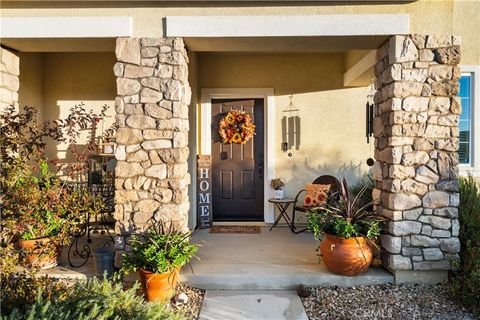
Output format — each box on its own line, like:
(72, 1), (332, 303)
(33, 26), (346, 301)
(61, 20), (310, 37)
(209, 226), (261, 234)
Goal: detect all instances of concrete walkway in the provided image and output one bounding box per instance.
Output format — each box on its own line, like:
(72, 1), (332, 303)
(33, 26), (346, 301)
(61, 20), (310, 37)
(199, 290), (308, 320)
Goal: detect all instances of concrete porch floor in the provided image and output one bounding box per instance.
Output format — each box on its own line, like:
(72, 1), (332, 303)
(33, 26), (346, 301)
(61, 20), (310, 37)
(35, 227), (394, 289)
(31, 233), (112, 280)
(182, 227), (394, 290)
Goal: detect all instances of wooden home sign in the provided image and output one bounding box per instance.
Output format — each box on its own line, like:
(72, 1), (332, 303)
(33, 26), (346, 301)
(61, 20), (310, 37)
(197, 155), (212, 228)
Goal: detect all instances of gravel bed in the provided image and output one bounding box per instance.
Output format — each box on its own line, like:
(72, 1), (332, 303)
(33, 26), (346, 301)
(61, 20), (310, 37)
(169, 285), (205, 320)
(300, 283), (478, 320)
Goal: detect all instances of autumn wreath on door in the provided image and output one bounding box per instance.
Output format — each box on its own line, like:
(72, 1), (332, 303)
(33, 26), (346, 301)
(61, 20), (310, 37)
(219, 109), (256, 144)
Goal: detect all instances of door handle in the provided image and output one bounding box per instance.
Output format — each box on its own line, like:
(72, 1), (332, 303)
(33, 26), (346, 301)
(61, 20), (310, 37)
(258, 153), (264, 179)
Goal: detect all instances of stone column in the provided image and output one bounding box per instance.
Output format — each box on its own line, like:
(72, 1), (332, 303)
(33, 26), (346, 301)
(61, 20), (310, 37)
(373, 35), (461, 282)
(0, 47), (20, 112)
(113, 37), (191, 258)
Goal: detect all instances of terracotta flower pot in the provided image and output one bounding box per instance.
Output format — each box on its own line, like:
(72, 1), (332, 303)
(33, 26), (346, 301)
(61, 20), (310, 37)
(138, 266), (181, 302)
(19, 237), (60, 270)
(320, 233), (373, 276)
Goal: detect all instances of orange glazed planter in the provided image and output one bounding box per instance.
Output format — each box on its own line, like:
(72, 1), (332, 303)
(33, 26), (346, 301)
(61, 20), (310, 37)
(320, 233), (373, 276)
(19, 237), (60, 270)
(138, 267), (180, 302)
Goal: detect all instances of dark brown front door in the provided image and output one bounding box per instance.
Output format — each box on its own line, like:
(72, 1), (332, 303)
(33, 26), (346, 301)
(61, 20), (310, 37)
(211, 99), (264, 221)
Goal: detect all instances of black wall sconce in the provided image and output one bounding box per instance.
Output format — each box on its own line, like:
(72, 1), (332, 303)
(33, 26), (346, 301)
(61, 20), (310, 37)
(281, 95), (301, 156)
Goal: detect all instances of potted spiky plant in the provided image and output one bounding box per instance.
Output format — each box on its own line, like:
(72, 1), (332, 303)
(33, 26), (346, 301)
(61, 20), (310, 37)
(307, 178), (385, 276)
(121, 221), (197, 302)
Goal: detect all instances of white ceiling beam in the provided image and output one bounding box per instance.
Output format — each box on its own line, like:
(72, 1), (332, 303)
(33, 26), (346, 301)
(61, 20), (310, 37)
(166, 14), (409, 37)
(0, 17), (132, 38)
(343, 49), (377, 87)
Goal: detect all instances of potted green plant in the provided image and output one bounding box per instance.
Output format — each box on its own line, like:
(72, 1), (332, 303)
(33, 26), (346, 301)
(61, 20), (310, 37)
(270, 178), (285, 199)
(5, 160), (99, 269)
(307, 178), (384, 276)
(0, 105), (110, 271)
(121, 221), (197, 302)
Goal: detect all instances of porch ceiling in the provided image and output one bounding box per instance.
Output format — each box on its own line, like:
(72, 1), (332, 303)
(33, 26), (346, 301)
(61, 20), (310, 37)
(1, 35), (378, 87)
(0, 38), (116, 52)
(1, 35), (388, 53)
(183, 35), (388, 52)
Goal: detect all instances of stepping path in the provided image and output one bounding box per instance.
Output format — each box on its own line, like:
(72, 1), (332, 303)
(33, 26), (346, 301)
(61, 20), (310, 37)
(199, 290), (308, 320)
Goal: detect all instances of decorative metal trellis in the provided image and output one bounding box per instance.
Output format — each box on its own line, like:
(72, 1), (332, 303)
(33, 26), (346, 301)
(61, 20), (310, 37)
(66, 155), (115, 268)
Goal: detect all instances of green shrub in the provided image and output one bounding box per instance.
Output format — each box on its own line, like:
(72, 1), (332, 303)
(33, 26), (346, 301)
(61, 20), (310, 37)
(449, 176), (480, 314)
(1, 277), (184, 320)
(0, 274), (70, 315)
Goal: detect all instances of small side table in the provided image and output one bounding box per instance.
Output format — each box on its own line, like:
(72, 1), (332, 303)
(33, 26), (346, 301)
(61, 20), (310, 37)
(268, 198), (296, 233)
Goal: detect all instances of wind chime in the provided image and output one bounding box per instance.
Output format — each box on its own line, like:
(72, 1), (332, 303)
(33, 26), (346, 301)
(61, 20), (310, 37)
(281, 95), (301, 157)
(366, 83), (375, 167)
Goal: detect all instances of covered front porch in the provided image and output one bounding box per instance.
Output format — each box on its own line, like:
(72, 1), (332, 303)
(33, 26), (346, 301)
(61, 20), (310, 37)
(1, 13), (463, 284)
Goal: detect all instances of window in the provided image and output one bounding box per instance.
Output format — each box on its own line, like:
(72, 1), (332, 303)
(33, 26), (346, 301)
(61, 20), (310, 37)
(459, 66), (479, 176)
(459, 74), (472, 164)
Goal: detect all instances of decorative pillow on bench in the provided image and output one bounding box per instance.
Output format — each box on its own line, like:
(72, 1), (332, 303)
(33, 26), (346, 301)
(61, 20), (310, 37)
(303, 183), (331, 207)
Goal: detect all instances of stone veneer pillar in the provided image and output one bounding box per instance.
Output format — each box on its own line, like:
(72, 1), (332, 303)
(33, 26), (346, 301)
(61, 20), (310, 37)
(373, 35), (461, 282)
(113, 37), (191, 260)
(0, 47), (20, 112)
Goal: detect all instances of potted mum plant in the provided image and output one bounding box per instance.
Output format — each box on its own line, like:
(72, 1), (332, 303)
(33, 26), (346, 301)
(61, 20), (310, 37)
(270, 178), (285, 199)
(307, 178), (384, 276)
(121, 221), (197, 302)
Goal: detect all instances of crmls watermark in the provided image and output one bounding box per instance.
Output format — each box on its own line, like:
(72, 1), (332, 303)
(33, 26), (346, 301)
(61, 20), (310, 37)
(359, 307), (394, 319)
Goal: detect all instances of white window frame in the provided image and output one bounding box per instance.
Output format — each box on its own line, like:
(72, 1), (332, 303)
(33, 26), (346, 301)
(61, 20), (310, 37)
(459, 66), (480, 177)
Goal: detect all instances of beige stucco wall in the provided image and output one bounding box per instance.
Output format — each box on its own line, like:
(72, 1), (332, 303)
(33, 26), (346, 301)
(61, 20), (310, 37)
(18, 52), (116, 176)
(453, 0), (480, 65)
(43, 52), (116, 174)
(198, 52), (373, 202)
(17, 52), (43, 114)
(0, 1), (456, 38)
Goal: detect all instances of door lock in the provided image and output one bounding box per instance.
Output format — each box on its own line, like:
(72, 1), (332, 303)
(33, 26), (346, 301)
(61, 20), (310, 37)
(258, 153), (264, 179)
